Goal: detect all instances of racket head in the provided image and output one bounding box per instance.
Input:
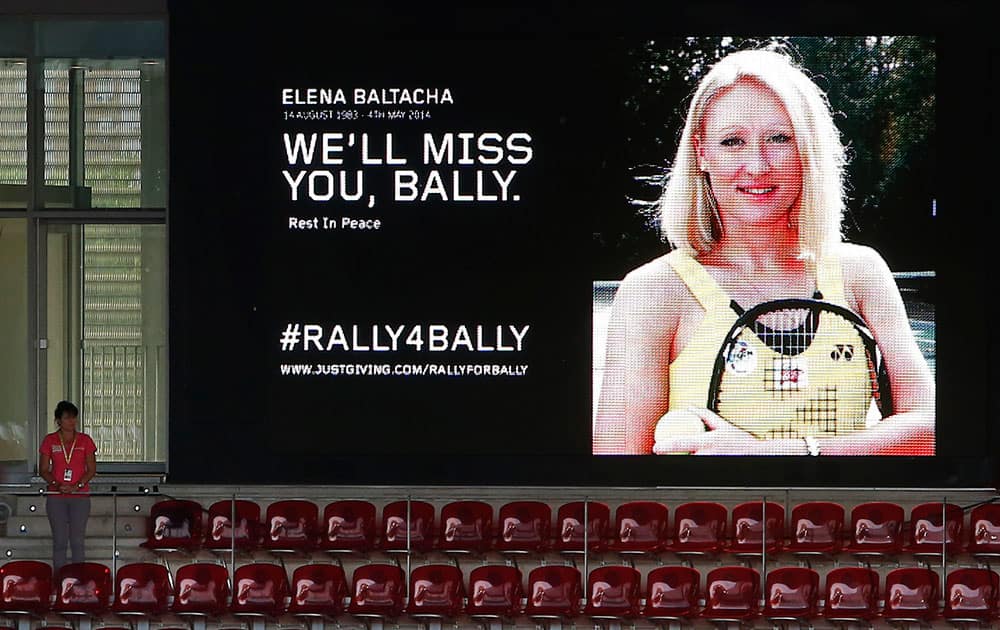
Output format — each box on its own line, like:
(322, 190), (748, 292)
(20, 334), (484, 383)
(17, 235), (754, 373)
(707, 298), (891, 441)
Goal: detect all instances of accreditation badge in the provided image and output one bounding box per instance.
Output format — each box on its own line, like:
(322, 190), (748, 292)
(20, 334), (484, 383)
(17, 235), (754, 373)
(63, 469), (74, 482)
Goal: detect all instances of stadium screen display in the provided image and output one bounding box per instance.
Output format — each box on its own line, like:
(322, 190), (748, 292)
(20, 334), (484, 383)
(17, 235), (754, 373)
(168, 11), (991, 485)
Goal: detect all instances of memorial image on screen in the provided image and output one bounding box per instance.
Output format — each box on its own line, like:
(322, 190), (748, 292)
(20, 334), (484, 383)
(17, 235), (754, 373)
(592, 36), (936, 456)
(170, 9), (988, 485)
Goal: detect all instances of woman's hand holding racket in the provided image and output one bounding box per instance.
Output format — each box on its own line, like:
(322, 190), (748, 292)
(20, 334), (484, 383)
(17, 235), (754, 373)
(653, 407), (811, 455)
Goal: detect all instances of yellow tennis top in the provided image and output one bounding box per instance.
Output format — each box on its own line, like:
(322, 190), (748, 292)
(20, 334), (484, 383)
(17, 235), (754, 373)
(664, 248), (848, 415)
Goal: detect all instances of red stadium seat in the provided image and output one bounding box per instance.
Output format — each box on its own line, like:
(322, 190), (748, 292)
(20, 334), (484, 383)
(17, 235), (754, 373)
(823, 567), (880, 624)
(525, 565), (583, 620)
(843, 501), (904, 557)
(205, 499), (261, 551)
(231, 563), (289, 618)
(669, 502), (727, 555)
(380, 500), (435, 553)
(701, 566), (760, 623)
(883, 567), (939, 624)
(348, 564), (406, 619)
(786, 501), (844, 555)
(608, 501), (668, 554)
(969, 503), (1000, 557)
(554, 501), (610, 553)
(264, 499), (319, 553)
(141, 499), (205, 553)
(112, 562), (170, 617)
(288, 563), (349, 620)
(583, 566), (641, 620)
(496, 501), (551, 554)
(321, 500), (377, 553)
(172, 563), (230, 617)
(762, 567), (819, 622)
(0, 560), (53, 616)
(467, 565), (523, 619)
(52, 562), (112, 616)
(943, 568), (999, 624)
(405, 564), (465, 619)
(440, 501), (493, 554)
(643, 566), (700, 622)
(906, 502), (964, 556)
(727, 501), (784, 556)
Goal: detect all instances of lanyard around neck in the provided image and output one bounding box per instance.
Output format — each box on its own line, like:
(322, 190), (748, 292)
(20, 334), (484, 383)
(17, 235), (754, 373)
(58, 432), (78, 465)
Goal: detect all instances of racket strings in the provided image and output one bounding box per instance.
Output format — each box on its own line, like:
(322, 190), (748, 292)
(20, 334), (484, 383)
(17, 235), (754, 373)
(751, 308), (818, 356)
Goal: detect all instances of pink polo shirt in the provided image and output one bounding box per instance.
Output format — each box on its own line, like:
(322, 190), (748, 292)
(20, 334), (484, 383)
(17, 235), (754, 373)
(40, 432), (97, 495)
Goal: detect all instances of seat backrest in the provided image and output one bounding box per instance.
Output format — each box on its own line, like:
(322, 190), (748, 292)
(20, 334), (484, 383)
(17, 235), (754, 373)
(849, 502), (904, 550)
(555, 501), (610, 551)
(763, 567), (819, 617)
(348, 564), (405, 617)
(53, 563), (112, 613)
(206, 500), (260, 548)
(824, 567), (880, 619)
(497, 501), (551, 552)
(969, 503), (1000, 552)
(644, 566), (700, 618)
(322, 500), (376, 550)
(789, 502), (844, 551)
(730, 501), (784, 552)
(944, 568), (999, 619)
(467, 565), (523, 617)
(113, 563), (170, 614)
(440, 501), (493, 552)
(147, 500), (204, 549)
(884, 568), (939, 619)
(585, 566), (640, 617)
(172, 563), (230, 616)
(407, 564), (465, 617)
(232, 563), (289, 615)
(908, 502), (964, 550)
(288, 564), (348, 616)
(525, 565), (582, 618)
(673, 502), (727, 550)
(703, 566), (760, 618)
(0, 560), (53, 614)
(612, 501), (668, 550)
(381, 500), (435, 551)
(264, 500), (319, 548)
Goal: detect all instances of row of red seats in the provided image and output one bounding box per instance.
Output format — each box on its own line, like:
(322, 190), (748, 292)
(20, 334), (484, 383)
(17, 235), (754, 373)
(3, 560), (998, 625)
(143, 498), (1000, 556)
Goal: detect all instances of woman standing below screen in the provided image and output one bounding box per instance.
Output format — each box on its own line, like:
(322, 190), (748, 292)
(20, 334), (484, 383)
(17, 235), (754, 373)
(593, 49), (934, 456)
(39, 401), (97, 569)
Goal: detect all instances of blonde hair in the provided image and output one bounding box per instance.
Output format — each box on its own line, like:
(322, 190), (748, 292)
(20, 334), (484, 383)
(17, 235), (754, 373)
(660, 49), (846, 257)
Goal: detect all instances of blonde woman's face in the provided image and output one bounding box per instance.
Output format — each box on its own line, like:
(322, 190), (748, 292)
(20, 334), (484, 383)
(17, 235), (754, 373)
(696, 80), (803, 230)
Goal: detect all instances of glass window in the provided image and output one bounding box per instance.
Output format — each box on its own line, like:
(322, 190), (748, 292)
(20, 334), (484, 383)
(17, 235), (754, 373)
(43, 58), (166, 209)
(0, 218), (28, 462)
(45, 223), (166, 462)
(0, 58), (27, 208)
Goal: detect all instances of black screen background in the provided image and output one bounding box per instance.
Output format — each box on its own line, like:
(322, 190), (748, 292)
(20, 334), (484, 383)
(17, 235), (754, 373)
(167, 3), (995, 486)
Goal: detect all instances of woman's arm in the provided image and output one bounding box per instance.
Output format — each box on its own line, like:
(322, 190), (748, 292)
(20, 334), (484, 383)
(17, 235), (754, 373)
(38, 450), (57, 488)
(594, 264), (676, 454)
(79, 450), (97, 488)
(818, 245), (935, 455)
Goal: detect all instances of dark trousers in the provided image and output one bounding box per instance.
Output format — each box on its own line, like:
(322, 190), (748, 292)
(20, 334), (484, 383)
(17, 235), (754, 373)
(46, 495), (90, 570)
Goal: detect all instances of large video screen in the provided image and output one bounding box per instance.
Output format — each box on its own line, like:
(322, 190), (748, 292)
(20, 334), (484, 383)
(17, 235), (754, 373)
(168, 7), (992, 486)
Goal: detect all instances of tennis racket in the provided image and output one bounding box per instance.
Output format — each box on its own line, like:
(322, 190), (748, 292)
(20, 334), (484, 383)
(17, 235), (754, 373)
(707, 298), (891, 440)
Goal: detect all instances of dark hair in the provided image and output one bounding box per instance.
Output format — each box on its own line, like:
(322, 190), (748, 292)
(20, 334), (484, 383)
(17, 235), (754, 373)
(54, 400), (79, 422)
